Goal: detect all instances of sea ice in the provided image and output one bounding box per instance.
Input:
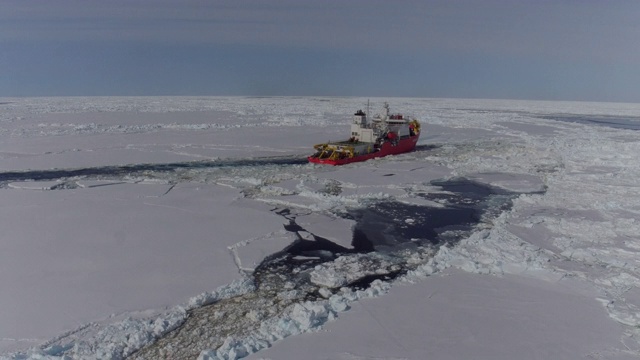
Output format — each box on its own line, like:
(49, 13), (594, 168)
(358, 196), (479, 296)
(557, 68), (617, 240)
(2, 96), (640, 359)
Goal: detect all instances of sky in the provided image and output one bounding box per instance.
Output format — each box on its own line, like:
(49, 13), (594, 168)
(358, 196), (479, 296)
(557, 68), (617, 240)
(1, 0), (639, 102)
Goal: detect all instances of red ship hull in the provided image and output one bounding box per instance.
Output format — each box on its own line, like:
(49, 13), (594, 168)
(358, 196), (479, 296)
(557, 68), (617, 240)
(308, 134), (420, 166)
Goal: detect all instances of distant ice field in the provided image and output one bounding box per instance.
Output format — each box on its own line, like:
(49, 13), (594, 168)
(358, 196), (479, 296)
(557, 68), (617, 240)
(540, 114), (640, 131)
(1, 97), (640, 360)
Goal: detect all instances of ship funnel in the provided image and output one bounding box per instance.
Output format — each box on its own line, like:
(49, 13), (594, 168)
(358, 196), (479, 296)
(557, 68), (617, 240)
(353, 109), (367, 126)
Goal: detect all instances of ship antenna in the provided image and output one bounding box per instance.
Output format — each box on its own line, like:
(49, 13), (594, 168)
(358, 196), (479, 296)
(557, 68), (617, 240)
(366, 99), (370, 116)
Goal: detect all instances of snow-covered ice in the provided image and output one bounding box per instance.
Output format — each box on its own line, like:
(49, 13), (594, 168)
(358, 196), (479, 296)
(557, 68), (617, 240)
(1, 97), (640, 359)
(250, 270), (631, 360)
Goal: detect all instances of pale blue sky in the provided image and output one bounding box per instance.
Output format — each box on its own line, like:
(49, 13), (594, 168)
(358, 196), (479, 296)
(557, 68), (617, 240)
(1, 0), (639, 102)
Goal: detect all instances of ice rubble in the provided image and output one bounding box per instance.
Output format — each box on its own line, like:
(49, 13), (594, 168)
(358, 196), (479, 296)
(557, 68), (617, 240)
(196, 279), (393, 360)
(5, 278), (255, 360)
(309, 253), (402, 288)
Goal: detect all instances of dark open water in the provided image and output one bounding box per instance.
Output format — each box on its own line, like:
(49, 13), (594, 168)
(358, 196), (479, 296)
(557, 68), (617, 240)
(258, 178), (526, 292)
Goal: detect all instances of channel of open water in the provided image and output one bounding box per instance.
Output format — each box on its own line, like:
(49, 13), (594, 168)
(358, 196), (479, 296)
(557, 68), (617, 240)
(257, 177), (521, 290)
(131, 177), (531, 359)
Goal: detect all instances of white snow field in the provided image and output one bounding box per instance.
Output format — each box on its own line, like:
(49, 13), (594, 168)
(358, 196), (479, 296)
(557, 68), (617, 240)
(1, 97), (639, 359)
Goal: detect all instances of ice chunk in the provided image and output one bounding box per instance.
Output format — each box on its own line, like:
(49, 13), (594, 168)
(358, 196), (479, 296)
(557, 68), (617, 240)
(310, 253), (400, 288)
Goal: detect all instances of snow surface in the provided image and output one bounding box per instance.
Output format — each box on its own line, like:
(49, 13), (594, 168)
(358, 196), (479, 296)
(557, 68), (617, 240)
(250, 270), (629, 360)
(1, 97), (640, 359)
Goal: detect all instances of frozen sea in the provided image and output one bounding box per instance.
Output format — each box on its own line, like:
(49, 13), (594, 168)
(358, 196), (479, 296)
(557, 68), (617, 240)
(1, 97), (640, 359)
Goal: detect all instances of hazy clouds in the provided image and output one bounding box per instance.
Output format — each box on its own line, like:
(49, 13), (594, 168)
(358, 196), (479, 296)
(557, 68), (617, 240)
(1, 0), (639, 101)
